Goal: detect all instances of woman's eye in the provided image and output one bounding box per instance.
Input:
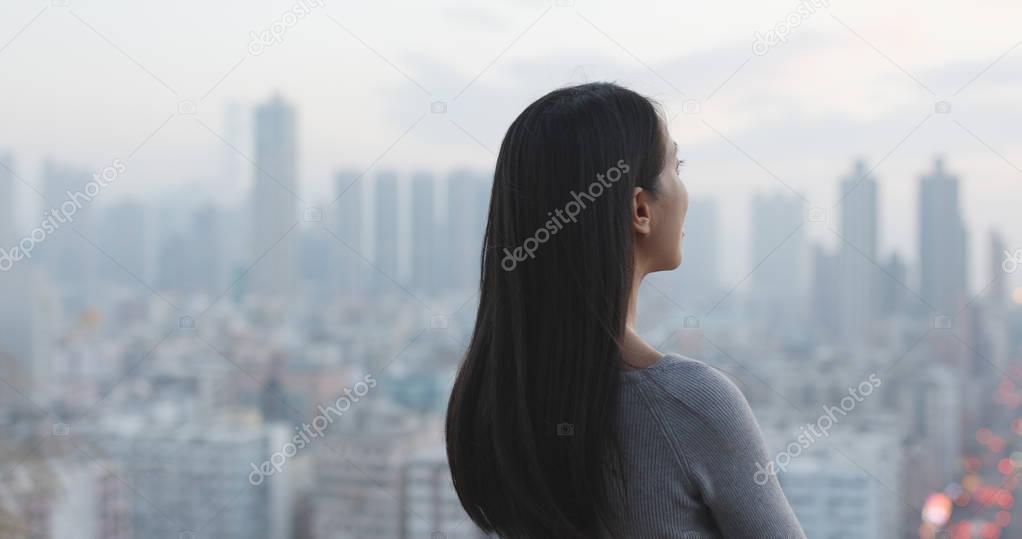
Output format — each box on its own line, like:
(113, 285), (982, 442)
(675, 159), (685, 174)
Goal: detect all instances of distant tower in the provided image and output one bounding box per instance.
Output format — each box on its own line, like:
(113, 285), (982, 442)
(373, 171), (400, 286)
(0, 268), (58, 404)
(333, 169), (365, 294)
(838, 159), (879, 341)
(42, 160), (97, 303)
(670, 197), (720, 308)
(445, 170), (490, 291)
(878, 253), (907, 316)
(0, 150), (14, 247)
(99, 201), (149, 286)
(250, 95), (299, 296)
(989, 230), (1007, 304)
(409, 171), (437, 291)
(748, 192), (806, 324)
(810, 244), (839, 338)
(918, 157), (968, 314)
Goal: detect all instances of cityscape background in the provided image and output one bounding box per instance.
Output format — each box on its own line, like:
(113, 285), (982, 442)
(3, 0), (1022, 537)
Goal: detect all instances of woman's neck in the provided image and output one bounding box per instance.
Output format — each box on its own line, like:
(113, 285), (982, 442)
(621, 267), (662, 369)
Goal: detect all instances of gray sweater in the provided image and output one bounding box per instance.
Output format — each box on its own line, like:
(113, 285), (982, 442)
(617, 354), (806, 538)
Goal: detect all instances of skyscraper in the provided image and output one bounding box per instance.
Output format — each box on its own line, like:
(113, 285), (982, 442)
(748, 192), (806, 325)
(250, 95), (299, 296)
(332, 169), (365, 294)
(41, 160), (97, 302)
(373, 171), (400, 288)
(0, 151), (14, 248)
(410, 171), (437, 291)
(838, 159), (879, 341)
(445, 169), (490, 291)
(918, 157), (968, 314)
(98, 201), (148, 287)
(669, 197), (719, 308)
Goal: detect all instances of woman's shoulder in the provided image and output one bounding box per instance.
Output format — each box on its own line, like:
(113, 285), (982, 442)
(623, 354), (743, 398)
(622, 354), (756, 432)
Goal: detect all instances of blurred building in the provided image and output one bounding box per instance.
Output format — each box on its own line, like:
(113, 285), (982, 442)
(444, 170), (489, 292)
(372, 171), (401, 289)
(771, 426), (902, 539)
(410, 171), (439, 292)
(0, 150), (15, 247)
(748, 192), (806, 330)
(668, 196), (720, 310)
(838, 159), (879, 343)
(332, 169), (366, 294)
(97, 410), (291, 539)
(0, 268), (59, 404)
(98, 201), (149, 287)
(400, 445), (482, 539)
(918, 157), (968, 315)
(311, 405), (426, 539)
(41, 160), (98, 305)
(0, 438), (132, 539)
(250, 95), (299, 296)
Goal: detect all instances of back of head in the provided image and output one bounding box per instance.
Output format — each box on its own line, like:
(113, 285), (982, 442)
(445, 82), (666, 538)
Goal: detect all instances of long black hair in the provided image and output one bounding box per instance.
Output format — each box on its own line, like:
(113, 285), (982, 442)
(445, 82), (667, 538)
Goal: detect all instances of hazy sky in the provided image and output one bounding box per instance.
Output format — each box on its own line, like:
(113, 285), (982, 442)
(2, 0), (1021, 284)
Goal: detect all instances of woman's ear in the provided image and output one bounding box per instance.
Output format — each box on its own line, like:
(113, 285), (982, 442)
(632, 186), (652, 236)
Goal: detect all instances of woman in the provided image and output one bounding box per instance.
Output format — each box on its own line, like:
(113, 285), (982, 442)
(446, 83), (805, 538)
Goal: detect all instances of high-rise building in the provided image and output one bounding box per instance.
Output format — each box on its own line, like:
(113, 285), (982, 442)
(332, 169), (366, 294)
(401, 445), (483, 539)
(373, 171), (400, 286)
(918, 157), (968, 314)
(410, 171), (438, 292)
(989, 230), (1007, 304)
(99, 412), (291, 539)
(444, 170), (490, 292)
(0, 268), (58, 404)
(312, 405), (424, 539)
(810, 244), (839, 339)
(878, 253), (907, 316)
(250, 95), (299, 296)
(748, 192), (805, 325)
(0, 151), (15, 248)
(838, 160), (879, 341)
(41, 160), (97, 299)
(670, 197), (719, 308)
(98, 200), (148, 287)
